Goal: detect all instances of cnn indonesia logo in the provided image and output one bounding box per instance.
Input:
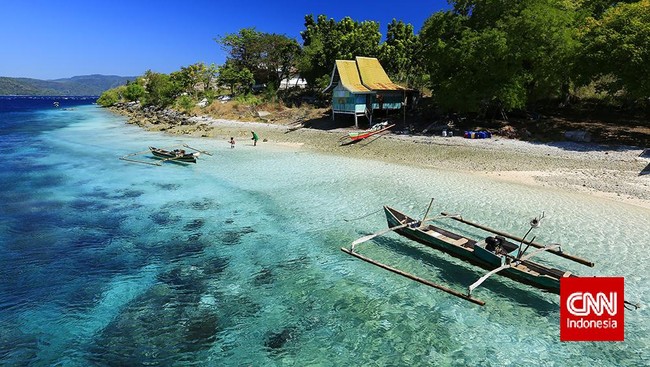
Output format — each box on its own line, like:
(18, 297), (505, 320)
(560, 277), (624, 341)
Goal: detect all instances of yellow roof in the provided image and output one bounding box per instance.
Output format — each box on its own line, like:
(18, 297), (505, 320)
(355, 57), (406, 91)
(335, 60), (371, 93)
(324, 57), (406, 93)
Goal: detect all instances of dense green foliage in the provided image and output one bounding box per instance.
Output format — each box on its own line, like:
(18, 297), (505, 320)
(96, 64), (216, 107)
(217, 28), (301, 89)
(98, 1), (648, 115)
(96, 87), (124, 106)
(123, 82), (145, 102)
(421, 0), (579, 113)
(379, 19), (426, 89)
(216, 61), (255, 95)
(579, 0), (650, 101)
(299, 15), (381, 88)
(171, 63), (217, 98)
(417, 0), (650, 114)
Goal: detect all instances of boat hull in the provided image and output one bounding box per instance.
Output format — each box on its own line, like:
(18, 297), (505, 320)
(384, 206), (571, 294)
(149, 147), (198, 163)
(347, 124), (395, 141)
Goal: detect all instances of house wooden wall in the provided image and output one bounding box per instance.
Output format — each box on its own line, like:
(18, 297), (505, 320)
(332, 84), (367, 114)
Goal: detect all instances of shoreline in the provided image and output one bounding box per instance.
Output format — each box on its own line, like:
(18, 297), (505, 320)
(109, 106), (650, 209)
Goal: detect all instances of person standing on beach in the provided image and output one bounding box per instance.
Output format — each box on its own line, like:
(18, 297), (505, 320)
(229, 137), (235, 148)
(251, 131), (259, 146)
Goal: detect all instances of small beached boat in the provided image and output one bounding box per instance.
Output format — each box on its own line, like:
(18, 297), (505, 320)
(342, 200), (599, 306)
(341, 123), (395, 144)
(149, 146), (199, 163)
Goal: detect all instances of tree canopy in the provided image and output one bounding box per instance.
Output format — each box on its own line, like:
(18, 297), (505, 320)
(379, 19), (426, 89)
(420, 0), (579, 114)
(579, 0), (650, 102)
(298, 15), (381, 88)
(98, 3), (649, 114)
(217, 28), (301, 89)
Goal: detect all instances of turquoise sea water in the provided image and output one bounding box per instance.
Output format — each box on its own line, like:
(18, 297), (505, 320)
(1, 100), (648, 366)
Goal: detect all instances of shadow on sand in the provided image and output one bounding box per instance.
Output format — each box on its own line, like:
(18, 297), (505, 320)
(285, 110), (649, 158)
(640, 162), (650, 176)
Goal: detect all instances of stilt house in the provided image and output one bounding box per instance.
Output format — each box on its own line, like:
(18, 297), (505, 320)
(324, 56), (407, 128)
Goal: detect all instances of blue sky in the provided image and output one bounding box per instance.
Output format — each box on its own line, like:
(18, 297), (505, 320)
(0, 1), (450, 80)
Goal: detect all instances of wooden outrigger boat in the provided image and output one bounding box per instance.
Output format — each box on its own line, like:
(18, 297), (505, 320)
(341, 200), (597, 306)
(341, 123), (395, 145)
(119, 144), (211, 166)
(149, 146), (199, 163)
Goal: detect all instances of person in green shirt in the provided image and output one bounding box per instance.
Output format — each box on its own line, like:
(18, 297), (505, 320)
(251, 131), (259, 146)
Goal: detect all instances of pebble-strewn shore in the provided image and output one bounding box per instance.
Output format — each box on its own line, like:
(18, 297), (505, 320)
(109, 105), (650, 208)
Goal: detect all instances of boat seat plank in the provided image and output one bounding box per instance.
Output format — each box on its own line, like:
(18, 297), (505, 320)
(425, 230), (469, 246)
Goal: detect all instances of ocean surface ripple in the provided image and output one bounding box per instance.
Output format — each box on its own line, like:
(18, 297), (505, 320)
(0, 97), (648, 366)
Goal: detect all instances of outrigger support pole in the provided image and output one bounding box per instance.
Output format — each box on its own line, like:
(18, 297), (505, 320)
(119, 157), (162, 166)
(183, 144), (212, 156)
(341, 247), (486, 306)
(349, 212), (455, 250)
(441, 212), (595, 267)
(467, 244), (561, 296)
(119, 150), (163, 166)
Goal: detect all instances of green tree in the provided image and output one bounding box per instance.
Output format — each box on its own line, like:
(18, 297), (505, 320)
(420, 0), (578, 114)
(379, 19), (425, 89)
(299, 14), (381, 88)
(97, 86), (125, 107)
(265, 34), (302, 88)
(579, 0), (650, 103)
(422, 14), (518, 113)
(338, 17), (381, 60)
(502, 0), (578, 105)
(123, 80), (145, 102)
(171, 62), (217, 97)
(580, 0), (639, 18)
(217, 28), (301, 88)
(218, 28), (265, 80)
(217, 61), (254, 95)
(141, 70), (179, 107)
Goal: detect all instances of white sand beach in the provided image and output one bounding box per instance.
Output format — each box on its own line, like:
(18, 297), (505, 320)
(120, 111), (650, 209)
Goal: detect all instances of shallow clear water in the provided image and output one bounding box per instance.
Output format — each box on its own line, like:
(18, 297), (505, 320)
(1, 101), (648, 366)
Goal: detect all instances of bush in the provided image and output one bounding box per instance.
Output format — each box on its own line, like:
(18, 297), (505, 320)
(175, 95), (195, 112)
(96, 87), (124, 107)
(123, 83), (145, 102)
(141, 71), (178, 107)
(234, 93), (262, 106)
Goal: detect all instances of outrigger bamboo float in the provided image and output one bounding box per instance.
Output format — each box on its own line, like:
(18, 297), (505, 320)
(342, 199), (596, 306)
(119, 144), (211, 166)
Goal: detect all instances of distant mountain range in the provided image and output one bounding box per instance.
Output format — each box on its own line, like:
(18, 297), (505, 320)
(0, 74), (135, 96)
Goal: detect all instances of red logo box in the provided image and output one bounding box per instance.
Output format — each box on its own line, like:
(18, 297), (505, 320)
(560, 277), (624, 341)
